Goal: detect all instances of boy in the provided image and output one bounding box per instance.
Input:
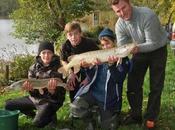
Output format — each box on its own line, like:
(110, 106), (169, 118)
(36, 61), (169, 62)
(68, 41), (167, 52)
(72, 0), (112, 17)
(60, 21), (99, 102)
(5, 41), (66, 128)
(70, 28), (131, 130)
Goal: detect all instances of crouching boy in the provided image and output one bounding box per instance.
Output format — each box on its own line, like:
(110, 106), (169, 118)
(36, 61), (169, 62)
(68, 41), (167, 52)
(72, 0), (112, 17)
(70, 28), (131, 130)
(5, 41), (66, 128)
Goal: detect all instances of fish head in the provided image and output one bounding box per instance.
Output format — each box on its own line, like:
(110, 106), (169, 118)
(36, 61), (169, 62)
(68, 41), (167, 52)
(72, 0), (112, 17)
(115, 43), (137, 57)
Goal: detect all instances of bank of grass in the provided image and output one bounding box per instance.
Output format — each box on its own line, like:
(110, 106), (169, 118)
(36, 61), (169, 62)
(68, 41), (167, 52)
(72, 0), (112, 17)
(0, 46), (175, 130)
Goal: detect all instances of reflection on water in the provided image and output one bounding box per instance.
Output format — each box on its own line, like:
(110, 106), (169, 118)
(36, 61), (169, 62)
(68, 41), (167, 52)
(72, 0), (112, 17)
(0, 19), (38, 61)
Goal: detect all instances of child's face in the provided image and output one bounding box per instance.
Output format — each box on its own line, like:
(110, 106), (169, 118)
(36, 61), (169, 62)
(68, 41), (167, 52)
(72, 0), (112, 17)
(100, 38), (114, 49)
(39, 50), (54, 65)
(66, 29), (81, 47)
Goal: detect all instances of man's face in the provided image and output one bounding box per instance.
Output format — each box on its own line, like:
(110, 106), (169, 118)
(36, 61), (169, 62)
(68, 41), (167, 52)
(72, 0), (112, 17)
(66, 29), (81, 47)
(39, 50), (53, 65)
(111, 0), (132, 21)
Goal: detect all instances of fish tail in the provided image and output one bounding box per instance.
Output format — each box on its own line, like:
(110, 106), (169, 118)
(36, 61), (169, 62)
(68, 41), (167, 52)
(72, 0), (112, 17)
(58, 66), (69, 79)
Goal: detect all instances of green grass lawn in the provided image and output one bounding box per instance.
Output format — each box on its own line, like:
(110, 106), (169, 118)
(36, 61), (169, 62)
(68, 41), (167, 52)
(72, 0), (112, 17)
(0, 46), (175, 130)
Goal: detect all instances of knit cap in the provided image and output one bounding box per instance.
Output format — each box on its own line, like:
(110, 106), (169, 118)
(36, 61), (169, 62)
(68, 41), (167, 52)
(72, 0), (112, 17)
(98, 28), (116, 41)
(38, 41), (54, 55)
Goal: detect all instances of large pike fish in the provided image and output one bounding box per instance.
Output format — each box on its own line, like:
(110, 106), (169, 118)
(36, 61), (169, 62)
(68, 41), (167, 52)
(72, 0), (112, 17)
(1, 78), (67, 94)
(58, 43), (136, 78)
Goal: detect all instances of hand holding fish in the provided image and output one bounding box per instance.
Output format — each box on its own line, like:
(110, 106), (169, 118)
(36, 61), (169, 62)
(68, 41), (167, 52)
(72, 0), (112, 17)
(67, 73), (78, 91)
(47, 78), (58, 94)
(130, 46), (139, 54)
(92, 58), (102, 66)
(80, 59), (93, 67)
(80, 77), (89, 87)
(22, 80), (34, 92)
(108, 56), (119, 63)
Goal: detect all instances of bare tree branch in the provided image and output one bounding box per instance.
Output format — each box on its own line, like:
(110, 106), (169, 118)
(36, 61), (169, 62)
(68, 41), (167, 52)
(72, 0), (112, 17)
(55, 0), (65, 30)
(47, 0), (57, 16)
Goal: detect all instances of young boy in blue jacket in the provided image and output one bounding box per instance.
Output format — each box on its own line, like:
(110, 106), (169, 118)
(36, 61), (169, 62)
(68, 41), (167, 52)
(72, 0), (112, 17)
(70, 28), (131, 130)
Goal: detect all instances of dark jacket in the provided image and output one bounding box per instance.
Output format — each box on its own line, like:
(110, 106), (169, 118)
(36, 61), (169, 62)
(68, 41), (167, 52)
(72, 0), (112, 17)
(60, 37), (99, 62)
(28, 55), (65, 107)
(59, 37), (99, 91)
(75, 58), (131, 110)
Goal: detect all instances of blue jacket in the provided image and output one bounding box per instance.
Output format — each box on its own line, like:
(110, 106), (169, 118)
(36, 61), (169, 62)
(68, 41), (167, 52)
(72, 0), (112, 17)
(75, 58), (131, 110)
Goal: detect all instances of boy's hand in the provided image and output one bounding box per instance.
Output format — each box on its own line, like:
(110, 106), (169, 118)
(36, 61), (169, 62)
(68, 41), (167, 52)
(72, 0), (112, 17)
(66, 73), (78, 91)
(22, 80), (33, 92)
(108, 56), (122, 65)
(47, 78), (58, 94)
(108, 56), (119, 63)
(80, 77), (89, 87)
(92, 58), (101, 66)
(80, 59), (92, 68)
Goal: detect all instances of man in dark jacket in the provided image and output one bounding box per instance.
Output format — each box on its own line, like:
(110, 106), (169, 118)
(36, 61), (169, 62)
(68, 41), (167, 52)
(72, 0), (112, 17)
(5, 41), (66, 128)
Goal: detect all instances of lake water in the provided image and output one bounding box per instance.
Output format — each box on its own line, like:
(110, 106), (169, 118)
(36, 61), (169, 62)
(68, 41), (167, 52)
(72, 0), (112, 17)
(0, 19), (38, 61)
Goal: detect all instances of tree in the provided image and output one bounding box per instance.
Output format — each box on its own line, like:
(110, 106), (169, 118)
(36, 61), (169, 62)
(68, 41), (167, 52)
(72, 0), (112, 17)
(11, 0), (95, 43)
(131, 0), (175, 24)
(0, 0), (18, 18)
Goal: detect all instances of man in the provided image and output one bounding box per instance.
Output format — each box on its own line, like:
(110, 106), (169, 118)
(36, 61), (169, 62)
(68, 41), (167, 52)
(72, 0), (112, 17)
(108, 0), (167, 129)
(60, 21), (99, 102)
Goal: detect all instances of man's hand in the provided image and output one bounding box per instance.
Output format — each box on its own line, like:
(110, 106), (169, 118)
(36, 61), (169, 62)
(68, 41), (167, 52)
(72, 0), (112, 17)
(131, 46), (139, 54)
(22, 80), (33, 92)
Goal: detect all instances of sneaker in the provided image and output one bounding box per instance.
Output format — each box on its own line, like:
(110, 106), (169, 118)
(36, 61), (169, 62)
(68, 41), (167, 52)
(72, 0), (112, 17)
(144, 120), (155, 130)
(123, 114), (142, 125)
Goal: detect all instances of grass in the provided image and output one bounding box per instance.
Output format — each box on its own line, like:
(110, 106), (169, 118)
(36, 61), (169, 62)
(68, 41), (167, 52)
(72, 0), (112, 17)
(0, 46), (175, 130)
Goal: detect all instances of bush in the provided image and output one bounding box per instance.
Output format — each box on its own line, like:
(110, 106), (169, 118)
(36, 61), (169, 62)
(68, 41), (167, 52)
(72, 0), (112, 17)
(0, 73), (8, 86)
(10, 55), (35, 80)
(55, 32), (67, 53)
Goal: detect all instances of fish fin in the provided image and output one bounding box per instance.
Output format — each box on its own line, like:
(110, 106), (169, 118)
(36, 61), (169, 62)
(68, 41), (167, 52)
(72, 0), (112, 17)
(58, 66), (69, 79)
(68, 55), (75, 62)
(39, 88), (44, 95)
(58, 83), (67, 89)
(73, 65), (80, 74)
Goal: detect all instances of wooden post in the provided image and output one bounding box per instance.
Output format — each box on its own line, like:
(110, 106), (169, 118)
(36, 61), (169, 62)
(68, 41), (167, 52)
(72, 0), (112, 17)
(92, 11), (99, 26)
(5, 65), (9, 84)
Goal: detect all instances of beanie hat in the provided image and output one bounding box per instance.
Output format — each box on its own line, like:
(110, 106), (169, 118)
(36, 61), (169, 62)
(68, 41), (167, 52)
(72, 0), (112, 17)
(38, 41), (54, 55)
(98, 28), (116, 41)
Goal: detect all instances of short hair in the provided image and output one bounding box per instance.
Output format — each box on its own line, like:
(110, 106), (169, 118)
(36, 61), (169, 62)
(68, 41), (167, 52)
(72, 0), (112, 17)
(64, 21), (82, 33)
(107, 0), (129, 5)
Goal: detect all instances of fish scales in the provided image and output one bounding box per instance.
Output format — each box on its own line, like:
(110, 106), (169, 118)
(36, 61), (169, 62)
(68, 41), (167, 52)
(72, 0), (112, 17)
(58, 43), (136, 78)
(2, 78), (67, 93)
